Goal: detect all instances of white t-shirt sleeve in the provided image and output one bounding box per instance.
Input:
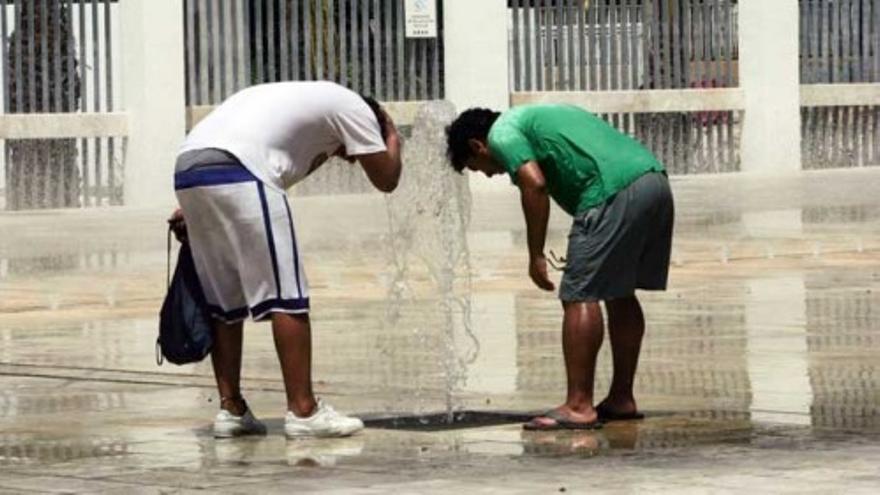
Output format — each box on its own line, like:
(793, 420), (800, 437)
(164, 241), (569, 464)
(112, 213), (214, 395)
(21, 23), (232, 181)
(326, 101), (387, 156)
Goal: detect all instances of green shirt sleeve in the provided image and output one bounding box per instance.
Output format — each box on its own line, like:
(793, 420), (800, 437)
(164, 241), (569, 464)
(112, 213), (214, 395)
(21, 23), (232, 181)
(487, 122), (537, 182)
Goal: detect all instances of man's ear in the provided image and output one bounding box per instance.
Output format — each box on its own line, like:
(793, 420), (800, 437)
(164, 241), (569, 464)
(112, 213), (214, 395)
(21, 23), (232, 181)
(467, 138), (487, 156)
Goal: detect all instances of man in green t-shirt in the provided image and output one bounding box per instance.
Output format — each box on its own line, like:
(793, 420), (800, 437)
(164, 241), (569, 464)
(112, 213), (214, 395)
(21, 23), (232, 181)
(446, 104), (674, 430)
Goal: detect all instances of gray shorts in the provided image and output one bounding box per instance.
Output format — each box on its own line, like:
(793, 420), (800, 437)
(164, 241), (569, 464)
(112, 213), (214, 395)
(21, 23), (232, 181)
(559, 172), (674, 302)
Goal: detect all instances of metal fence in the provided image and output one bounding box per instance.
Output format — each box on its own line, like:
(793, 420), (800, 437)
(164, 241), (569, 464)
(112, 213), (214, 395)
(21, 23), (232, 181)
(1, 1), (877, 211)
(509, 0), (740, 174)
(800, 0), (880, 169)
(184, 0), (446, 197)
(184, 0), (445, 106)
(0, 0), (122, 210)
(510, 0), (739, 92)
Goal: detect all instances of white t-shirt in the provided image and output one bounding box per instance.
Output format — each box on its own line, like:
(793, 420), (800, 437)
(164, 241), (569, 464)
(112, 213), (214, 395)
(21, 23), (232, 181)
(179, 81), (387, 191)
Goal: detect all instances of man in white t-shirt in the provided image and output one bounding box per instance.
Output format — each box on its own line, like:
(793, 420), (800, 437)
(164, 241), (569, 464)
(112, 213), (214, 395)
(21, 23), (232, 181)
(169, 81), (401, 439)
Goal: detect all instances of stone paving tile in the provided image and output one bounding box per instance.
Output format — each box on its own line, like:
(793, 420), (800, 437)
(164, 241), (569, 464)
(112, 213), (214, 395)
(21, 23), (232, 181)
(96, 487), (208, 495)
(0, 474), (145, 494)
(0, 488), (46, 495)
(3, 170), (880, 492)
(104, 470), (266, 490)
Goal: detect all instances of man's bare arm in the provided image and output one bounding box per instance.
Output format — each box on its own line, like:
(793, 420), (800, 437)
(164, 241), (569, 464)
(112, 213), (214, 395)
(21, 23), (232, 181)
(517, 161), (555, 291)
(357, 111), (402, 193)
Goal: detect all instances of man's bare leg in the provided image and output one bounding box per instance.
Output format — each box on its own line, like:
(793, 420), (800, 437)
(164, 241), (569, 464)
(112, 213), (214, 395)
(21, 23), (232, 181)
(599, 295), (645, 415)
(529, 301), (604, 426)
(271, 313), (318, 417)
(211, 320), (247, 415)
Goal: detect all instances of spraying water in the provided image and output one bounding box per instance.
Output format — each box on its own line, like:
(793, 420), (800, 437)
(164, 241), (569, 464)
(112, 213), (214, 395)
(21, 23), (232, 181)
(383, 101), (477, 420)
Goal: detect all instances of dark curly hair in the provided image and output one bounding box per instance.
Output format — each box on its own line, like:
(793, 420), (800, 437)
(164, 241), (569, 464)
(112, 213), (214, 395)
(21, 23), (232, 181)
(361, 95), (389, 141)
(445, 108), (501, 173)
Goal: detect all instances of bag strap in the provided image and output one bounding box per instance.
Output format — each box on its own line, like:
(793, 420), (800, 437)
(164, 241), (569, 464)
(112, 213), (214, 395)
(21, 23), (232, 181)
(166, 226), (172, 288)
(158, 225), (172, 367)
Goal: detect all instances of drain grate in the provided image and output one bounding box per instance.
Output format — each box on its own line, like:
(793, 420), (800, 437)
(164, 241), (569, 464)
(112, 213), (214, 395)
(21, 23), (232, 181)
(362, 410), (535, 431)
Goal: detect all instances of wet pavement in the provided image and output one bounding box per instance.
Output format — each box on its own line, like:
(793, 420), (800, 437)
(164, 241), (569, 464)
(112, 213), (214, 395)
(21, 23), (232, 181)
(1, 167), (879, 493)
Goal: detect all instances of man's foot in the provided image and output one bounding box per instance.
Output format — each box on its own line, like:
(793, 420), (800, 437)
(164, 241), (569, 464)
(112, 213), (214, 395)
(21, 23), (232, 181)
(213, 408), (268, 438)
(285, 400), (364, 439)
(596, 399), (644, 422)
(523, 406), (602, 431)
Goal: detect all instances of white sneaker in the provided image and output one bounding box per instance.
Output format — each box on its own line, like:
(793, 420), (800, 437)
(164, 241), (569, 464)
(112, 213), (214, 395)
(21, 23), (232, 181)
(284, 400), (364, 439)
(213, 408), (267, 438)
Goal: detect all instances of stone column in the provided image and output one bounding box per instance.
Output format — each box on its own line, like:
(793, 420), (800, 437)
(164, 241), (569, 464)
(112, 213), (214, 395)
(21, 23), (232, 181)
(443, 0), (512, 192)
(443, 0), (510, 112)
(120, 0), (186, 207)
(739, 0), (802, 173)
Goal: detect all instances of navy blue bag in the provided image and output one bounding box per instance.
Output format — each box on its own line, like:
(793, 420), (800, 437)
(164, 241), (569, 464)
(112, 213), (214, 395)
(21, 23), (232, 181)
(157, 229), (214, 365)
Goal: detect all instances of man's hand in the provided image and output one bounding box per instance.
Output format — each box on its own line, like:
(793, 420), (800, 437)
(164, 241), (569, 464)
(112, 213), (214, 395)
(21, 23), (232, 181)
(167, 208), (187, 243)
(529, 255), (555, 291)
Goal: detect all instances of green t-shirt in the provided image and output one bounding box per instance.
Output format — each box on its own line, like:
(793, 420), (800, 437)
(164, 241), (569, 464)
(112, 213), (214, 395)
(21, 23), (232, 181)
(487, 104), (665, 216)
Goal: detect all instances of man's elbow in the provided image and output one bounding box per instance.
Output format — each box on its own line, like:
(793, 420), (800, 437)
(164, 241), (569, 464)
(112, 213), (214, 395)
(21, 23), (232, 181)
(379, 162), (402, 192)
(378, 175), (400, 193)
(520, 181), (547, 196)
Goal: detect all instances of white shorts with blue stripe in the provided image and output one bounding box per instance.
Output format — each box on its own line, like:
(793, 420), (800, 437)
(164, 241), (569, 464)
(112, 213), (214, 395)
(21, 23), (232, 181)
(175, 163), (309, 322)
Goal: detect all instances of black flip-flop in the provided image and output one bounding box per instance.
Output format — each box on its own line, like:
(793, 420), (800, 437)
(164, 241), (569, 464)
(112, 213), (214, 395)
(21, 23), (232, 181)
(596, 404), (645, 422)
(523, 409), (603, 431)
